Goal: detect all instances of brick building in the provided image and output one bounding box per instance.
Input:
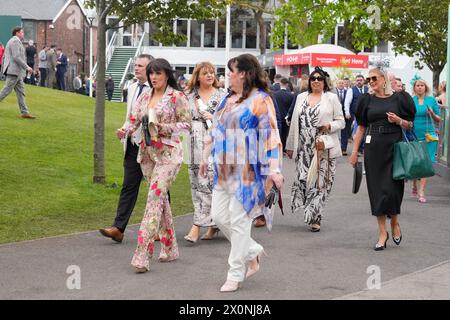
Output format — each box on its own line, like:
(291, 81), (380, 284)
(0, 0), (97, 90)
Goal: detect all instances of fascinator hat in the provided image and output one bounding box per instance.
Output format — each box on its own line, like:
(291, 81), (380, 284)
(410, 73), (423, 87)
(308, 66), (331, 92)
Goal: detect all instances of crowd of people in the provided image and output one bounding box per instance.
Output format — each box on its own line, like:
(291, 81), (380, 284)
(93, 47), (445, 293)
(0, 27), (99, 101)
(2, 25), (446, 293)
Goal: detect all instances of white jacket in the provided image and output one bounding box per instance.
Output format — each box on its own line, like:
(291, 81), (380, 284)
(286, 91), (345, 159)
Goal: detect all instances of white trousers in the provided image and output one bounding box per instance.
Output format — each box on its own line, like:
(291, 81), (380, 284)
(211, 187), (263, 282)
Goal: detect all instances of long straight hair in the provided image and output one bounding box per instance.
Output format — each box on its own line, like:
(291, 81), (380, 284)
(146, 58), (179, 91)
(227, 54), (270, 103)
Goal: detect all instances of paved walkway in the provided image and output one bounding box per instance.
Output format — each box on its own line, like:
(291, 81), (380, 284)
(1, 156), (450, 300)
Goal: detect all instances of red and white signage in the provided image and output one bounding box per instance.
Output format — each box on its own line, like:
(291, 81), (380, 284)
(274, 52), (368, 69)
(311, 53), (368, 69)
(274, 53), (310, 66)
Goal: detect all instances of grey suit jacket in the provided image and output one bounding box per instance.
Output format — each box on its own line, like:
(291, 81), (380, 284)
(1, 36), (28, 78)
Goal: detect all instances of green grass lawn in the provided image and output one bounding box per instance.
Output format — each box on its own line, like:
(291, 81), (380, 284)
(0, 82), (193, 244)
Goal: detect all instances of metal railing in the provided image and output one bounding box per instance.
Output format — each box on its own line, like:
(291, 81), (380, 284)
(91, 31), (118, 79)
(119, 32), (147, 100)
(437, 105), (450, 166)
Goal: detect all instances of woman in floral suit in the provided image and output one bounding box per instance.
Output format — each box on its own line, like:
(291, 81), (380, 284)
(184, 62), (226, 243)
(127, 58), (191, 273)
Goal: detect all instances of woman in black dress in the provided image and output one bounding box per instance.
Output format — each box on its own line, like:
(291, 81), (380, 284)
(350, 68), (415, 251)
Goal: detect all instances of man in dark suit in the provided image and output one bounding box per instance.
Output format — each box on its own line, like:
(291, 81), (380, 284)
(335, 79), (349, 155)
(56, 48), (67, 91)
(99, 54), (154, 243)
(344, 75), (368, 154)
(270, 74), (282, 92)
(273, 78), (294, 152)
(0, 27), (35, 118)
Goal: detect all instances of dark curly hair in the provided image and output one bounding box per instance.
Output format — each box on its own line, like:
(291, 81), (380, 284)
(227, 54), (270, 103)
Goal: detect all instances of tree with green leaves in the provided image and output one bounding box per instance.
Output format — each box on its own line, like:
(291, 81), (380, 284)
(273, 0), (449, 92)
(84, 0), (227, 184)
(272, 0), (381, 53)
(377, 0), (449, 93)
(230, 0), (273, 54)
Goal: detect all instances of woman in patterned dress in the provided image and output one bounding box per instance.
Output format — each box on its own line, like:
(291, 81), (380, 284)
(200, 54), (283, 292)
(184, 62), (226, 243)
(286, 67), (345, 232)
(126, 58), (191, 273)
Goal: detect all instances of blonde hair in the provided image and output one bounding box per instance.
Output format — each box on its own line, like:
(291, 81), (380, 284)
(369, 68), (393, 95)
(185, 62), (219, 93)
(413, 79), (431, 96)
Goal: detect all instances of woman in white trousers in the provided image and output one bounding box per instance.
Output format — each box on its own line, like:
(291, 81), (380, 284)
(200, 54), (283, 292)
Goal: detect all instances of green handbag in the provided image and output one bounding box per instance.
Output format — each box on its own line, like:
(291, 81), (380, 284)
(393, 130), (435, 180)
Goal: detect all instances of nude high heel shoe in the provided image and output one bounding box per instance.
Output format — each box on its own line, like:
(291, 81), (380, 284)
(220, 280), (241, 292)
(245, 249), (267, 278)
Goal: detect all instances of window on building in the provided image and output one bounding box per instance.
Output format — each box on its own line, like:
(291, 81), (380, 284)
(189, 66), (195, 74)
(232, 21), (243, 48)
(377, 39), (388, 53)
(148, 23), (160, 46)
(204, 21), (216, 48)
(190, 20), (201, 47)
(322, 33), (335, 45)
(218, 18), (226, 48)
(23, 20), (36, 43)
(337, 26), (347, 48)
(364, 46), (374, 53)
(245, 20), (257, 49)
(217, 67), (226, 77)
(265, 21), (272, 49)
(176, 20), (188, 47)
(175, 66), (187, 79)
(107, 18), (119, 43)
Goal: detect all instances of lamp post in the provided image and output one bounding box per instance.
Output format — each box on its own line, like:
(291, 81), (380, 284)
(88, 16), (95, 98)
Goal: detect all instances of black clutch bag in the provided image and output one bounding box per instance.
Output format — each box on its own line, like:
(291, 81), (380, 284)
(352, 161), (363, 194)
(142, 115), (152, 146)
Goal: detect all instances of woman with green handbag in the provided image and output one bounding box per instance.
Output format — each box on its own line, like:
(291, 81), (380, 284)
(410, 76), (441, 203)
(349, 68), (415, 251)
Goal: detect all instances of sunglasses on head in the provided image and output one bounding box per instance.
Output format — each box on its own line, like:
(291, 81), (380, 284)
(311, 76), (325, 82)
(366, 76), (379, 82)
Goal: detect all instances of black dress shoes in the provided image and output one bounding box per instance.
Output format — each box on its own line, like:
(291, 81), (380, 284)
(393, 224), (402, 245)
(374, 232), (389, 251)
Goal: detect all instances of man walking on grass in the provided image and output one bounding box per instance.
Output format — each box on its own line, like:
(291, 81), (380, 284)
(0, 27), (35, 119)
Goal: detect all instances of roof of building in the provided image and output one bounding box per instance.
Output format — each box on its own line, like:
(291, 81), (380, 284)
(0, 0), (87, 21)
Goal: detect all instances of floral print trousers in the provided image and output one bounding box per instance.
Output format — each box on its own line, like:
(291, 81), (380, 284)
(131, 145), (182, 270)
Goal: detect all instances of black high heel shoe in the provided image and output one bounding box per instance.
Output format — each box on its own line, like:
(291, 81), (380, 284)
(374, 232), (389, 251)
(393, 224), (402, 246)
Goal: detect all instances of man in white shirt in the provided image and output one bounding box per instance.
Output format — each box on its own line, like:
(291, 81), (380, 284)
(344, 75), (369, 154)
(99, 54), (154, 243)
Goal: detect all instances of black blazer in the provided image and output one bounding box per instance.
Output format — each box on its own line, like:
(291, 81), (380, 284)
(273, 89), (294, 118)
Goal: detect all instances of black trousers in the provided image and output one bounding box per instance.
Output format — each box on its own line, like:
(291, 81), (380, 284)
(113, 139), (143, 232)
(340, 117), (353, 152)
(113, 139), (172, 232)
(39, 68), (47, 87)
